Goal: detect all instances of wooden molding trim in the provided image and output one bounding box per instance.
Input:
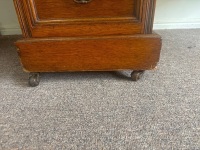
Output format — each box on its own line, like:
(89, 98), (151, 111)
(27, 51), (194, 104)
(142, 0), (156, 34)
(14, 0), (150, 37)
(13, 0), (31, 37)
(29, 0), (142, 24)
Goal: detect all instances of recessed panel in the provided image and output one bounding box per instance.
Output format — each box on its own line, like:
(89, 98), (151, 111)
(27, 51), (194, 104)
(15, 0), (144, 37)
(33, 0), (135, 20)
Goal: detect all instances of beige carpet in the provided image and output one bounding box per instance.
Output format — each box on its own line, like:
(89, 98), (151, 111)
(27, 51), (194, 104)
(0, 29), (200, 149)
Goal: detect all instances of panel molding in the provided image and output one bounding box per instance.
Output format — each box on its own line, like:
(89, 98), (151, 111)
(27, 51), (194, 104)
(14, 0), (31, 37)
(142, 0), (156, 34)
(13, 0), (145, 37)
(29, 0), (141, 24)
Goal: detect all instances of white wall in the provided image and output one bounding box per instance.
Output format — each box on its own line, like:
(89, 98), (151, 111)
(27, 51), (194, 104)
(0, 0), (200, 35)
(0, 0), (21, 35)
(154, 0), (200, 29)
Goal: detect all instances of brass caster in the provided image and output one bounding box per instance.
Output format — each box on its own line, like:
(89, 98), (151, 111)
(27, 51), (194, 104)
(131, 70), (145, 81)
(29, 73), (40, 87)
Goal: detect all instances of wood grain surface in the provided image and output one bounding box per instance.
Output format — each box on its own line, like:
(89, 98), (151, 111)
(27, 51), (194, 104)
(15, 34), (161, 72)
(13, 0), (161, 75)
(13, 0), (149, 37)
(33, 0), (135, 19)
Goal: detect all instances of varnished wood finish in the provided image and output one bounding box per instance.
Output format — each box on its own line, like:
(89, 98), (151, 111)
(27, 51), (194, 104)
(142, 0), (157, 33)
(13, 0), (156, 37)
(14, 0), (31, 37)
(15, 34), (161, 72)
(14, 0), (162, 78)
(31, 23), (143, 38)
(34, 0), (135, 19)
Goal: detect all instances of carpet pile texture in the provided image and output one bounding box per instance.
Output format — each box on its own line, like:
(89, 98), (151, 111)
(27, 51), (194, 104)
(0, 29), (200, 149)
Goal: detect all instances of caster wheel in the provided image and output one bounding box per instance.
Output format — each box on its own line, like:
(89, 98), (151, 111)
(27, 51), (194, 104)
(131, 70), (145, 81)
(29, 73), (40, 87)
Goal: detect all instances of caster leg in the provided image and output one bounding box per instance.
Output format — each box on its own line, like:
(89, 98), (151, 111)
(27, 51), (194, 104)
(131, 70), (145, 81)
(29, 72), (40, 87)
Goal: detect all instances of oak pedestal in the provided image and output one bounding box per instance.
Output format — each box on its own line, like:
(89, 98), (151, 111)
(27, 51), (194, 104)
(14, 0), (161, 86)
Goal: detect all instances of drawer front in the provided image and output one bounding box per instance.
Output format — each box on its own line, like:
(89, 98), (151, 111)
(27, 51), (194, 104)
(34, 0), (134, 20)
(14, 0), (156, 37)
